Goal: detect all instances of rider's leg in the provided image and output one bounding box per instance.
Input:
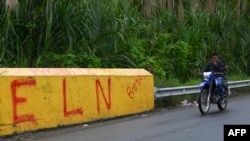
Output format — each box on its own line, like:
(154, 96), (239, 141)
(217, 77), (224, 100)
(223, 79), (229, 97)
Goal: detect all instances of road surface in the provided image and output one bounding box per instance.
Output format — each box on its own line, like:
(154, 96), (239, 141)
(1, 94), (250, 141)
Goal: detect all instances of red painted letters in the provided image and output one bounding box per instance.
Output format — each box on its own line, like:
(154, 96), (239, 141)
(11, 79), (36, 124)
(96, 78), (111, 113)
(10, 77), (113, 124)
(63, 78), (83, 117)
(127, 75), (143, 99)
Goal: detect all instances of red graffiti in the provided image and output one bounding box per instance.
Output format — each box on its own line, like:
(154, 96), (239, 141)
(9, 77), (113, 124)
(63, 78), (83, 117)
(127, 75), (143, 99)
(96, 78), (111, 113)
(11, 79), (36, 124)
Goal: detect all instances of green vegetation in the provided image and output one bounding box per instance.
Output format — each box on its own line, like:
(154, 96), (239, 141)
(1, 0), (250, 88)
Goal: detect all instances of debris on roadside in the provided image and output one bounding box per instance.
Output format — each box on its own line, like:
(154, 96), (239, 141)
(181, 100), (198, 107)
(83, 124), (88, 127)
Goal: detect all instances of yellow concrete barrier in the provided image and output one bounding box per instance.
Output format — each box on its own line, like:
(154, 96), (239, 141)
(0, 68), (154, 136)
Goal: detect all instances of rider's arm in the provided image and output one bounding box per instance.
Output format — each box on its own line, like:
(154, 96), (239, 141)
(220, 59), (229, 71)
(217, 61), (227, 72)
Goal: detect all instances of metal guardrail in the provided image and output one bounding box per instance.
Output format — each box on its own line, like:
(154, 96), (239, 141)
(154, 80), (250, 98)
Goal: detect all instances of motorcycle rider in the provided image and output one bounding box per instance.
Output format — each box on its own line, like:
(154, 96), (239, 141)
(202, 53), (228, 101)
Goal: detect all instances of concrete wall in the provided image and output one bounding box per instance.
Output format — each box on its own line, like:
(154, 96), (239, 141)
(0, 68), (154, 136)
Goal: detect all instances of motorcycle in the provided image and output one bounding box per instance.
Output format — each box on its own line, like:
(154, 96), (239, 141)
(197, 71), (228, 115)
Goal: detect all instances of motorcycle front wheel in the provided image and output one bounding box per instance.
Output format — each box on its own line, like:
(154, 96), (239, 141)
(198, 89), (210, 115)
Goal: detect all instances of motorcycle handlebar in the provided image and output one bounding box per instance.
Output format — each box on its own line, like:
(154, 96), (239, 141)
(197, 72), (203, 76)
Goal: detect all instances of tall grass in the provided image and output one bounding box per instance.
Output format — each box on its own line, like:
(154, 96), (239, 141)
(0, 0), (249, 85)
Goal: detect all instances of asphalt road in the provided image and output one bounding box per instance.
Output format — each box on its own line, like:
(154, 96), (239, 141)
(2, 94), (250, 141)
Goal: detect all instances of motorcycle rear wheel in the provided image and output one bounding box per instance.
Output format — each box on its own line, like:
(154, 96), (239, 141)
(217, 98), (227, 111)
(198, 89), (210, 115)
